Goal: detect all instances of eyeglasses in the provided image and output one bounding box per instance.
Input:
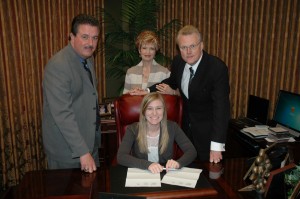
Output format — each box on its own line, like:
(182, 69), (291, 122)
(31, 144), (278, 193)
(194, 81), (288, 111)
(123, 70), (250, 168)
(80, 34), (99, 41)
(179, 40), (201, 51)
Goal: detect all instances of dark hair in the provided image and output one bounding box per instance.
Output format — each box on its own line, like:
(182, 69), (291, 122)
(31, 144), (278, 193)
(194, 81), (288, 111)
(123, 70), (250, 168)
(71, 14), (99, 36)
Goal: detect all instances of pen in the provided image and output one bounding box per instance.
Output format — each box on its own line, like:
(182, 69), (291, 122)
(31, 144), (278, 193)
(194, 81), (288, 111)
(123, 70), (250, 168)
(163, 168), (177, 171)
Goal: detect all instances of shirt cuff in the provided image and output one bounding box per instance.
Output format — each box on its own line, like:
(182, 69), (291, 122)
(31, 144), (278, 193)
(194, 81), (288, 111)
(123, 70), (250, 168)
(210, 141), (225, 151)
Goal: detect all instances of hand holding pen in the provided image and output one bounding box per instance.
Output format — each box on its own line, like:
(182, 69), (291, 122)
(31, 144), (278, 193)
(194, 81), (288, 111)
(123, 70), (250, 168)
(165, 159), (180, 172)
(148, 159), (180, 173)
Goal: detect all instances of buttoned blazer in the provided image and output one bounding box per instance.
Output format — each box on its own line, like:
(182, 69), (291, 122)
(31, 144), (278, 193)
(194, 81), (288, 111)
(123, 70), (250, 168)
(152, 51), (230, 157)
(42, 44), (100, 163)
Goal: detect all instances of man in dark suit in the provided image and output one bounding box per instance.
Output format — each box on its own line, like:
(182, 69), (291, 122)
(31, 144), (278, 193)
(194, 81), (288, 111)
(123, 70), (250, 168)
(42, 14), (101, 172)
(130, 25), (230, 163)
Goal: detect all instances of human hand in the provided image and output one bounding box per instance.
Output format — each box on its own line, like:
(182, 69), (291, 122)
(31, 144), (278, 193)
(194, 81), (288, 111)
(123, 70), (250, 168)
(209, 151), (223, 164)
(156, 83), (174, 95)
(80, 153), (97, 173)
(165, 159), (180, 172)
(148, 162), (164, 173)
(128, 87), (148, 95)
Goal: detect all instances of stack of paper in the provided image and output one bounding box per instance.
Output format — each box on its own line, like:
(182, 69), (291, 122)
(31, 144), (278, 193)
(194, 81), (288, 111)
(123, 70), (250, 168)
(265, 135), (295, 142)
(268, 127), (289, 133)
(265, 128), (295, 142)
(266, 133), (291, 142)
(161, 167), (202, 188)
(125, 168), (161, 187)
(125, 167), (202, 188)
(241, 127), (270, 138)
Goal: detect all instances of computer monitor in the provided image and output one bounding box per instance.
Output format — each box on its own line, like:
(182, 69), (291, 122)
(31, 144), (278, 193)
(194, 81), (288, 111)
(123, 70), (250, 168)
(273, 90), (300, 137)
(247, 95), (269, 124)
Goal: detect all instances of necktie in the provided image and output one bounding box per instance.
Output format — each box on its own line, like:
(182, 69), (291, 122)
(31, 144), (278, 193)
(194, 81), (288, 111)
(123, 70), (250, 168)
(82, 60), (100, 130)
(189, 67), (194, 86)
(82, 59), (93, 85)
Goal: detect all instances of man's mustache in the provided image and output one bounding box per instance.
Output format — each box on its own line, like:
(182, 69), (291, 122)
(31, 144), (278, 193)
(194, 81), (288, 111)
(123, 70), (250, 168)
(84, 46), (93, 49)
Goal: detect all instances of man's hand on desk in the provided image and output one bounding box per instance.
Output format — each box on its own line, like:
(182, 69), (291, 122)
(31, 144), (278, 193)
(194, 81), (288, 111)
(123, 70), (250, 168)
(80, 153), (97, 173)
(210, 151), (223, 164)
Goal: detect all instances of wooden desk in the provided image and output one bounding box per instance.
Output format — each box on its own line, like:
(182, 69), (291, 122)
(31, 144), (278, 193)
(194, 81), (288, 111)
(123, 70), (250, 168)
(227, 120), (300, 164)
(100, 119), (117, 166)
(3, 158), (262, 199)
(107, 165), (218, 198)
(3, 168), (106, 199)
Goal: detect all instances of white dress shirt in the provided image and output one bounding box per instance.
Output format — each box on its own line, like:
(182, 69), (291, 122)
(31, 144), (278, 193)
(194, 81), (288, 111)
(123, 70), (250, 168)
(181, 56), (202, 98)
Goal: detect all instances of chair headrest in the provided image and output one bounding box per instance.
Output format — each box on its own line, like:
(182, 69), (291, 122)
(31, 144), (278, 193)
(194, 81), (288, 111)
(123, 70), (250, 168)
(115, 94), (144, 125)
(115, 94), (182, 125)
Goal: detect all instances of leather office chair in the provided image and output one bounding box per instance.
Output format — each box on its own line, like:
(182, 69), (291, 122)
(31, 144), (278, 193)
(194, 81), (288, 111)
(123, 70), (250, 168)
(114, 93), (183, 159)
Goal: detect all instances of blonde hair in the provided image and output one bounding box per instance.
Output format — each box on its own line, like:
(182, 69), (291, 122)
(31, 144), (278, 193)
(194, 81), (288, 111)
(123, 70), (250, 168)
(135, 30), (160, 51)
(176, 25), (202, 44)
(137, 92), (169, 154)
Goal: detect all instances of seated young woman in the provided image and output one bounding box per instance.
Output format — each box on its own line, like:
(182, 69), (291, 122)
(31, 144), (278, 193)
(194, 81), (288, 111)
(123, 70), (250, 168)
(117, 92), (197, 173)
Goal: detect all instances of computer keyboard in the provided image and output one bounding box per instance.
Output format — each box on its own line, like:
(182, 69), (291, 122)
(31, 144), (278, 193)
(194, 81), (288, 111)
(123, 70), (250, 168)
(230, 119), (247, 128)
(238, 118), (261, 127)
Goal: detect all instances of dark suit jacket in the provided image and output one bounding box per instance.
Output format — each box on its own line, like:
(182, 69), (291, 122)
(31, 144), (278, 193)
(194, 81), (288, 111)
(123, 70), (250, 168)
(42, 44), (100, 163)
(150, 51), (230, 160)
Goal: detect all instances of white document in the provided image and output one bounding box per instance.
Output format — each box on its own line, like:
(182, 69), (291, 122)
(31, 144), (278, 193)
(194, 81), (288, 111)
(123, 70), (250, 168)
(161, 167), (202, 188)
(125, 168), (161, 187)
(264, 137), (295, 143)
(269, 127), (289, 133)
(242, 127), (270, 137)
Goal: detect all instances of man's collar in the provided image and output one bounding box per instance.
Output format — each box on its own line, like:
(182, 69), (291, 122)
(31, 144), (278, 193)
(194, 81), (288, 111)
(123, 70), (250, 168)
(187, 51), (203, 69)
